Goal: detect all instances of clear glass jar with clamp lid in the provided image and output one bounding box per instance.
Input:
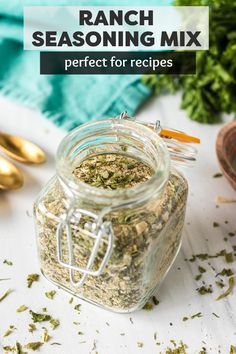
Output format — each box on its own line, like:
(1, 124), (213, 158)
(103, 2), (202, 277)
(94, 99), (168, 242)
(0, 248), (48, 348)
(34, 112), (199, 313)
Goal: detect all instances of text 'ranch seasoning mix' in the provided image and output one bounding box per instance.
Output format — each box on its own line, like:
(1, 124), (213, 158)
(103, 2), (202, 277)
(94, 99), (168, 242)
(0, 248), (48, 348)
(34, 114), (199, 313)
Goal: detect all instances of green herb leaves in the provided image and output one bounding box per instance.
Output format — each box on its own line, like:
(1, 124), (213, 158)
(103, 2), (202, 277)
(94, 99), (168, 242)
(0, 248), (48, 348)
(142, 0), (236, 124)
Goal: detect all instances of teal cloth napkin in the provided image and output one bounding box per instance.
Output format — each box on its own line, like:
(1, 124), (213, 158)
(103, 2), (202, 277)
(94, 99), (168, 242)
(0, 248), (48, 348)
(0, 1), (171, 130)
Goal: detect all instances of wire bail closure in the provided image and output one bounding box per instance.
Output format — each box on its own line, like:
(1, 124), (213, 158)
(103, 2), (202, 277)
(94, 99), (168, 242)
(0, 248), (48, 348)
(116, 111), (199, 166)
(56, 205), (114, 288)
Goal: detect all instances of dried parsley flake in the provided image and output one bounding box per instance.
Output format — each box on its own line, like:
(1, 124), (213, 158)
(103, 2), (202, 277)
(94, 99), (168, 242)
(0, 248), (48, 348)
(230, 345), (236, 354)
(28, 323), (36, 333)
(74, 304), (81, 312)
(27, 273), (39, 288)
(152, 296), (160, 305)
(137, 342), (144, 348)
(30, 310), (51, 323)
(17, 304), (28, 313)
(225, 252), (234, 263)
(43, 329), (51, 342)
(142, 302), (153, 311)
(216, 276), (234, 301)
(217, 268), (234, 277)
(182, 312), (202, 321)
(25, 342), (43, 351)
(212, 312), (220, 318)
(215, 281), (225, 288)
(198, 266), (206, 273)
(3, 325), (16, 337)
(45, 290), (56, 299)
(50, 318), (60, 330)
(3, 346), (15, 352)
(213, 173), (223, 178)
(3, 259), (13, 266)
(0, 288), (12, 302)
(162, 340), (188, 354)
(16, 342), (27, 354)
(197, 286), (213, 295)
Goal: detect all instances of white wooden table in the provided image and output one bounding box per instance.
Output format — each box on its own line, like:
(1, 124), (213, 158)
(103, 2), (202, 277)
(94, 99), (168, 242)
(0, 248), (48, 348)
(0, 94), (235, 354)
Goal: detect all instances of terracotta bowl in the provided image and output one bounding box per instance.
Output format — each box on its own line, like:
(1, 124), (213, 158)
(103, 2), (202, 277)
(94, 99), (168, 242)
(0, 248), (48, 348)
(216, 120), (236, 191)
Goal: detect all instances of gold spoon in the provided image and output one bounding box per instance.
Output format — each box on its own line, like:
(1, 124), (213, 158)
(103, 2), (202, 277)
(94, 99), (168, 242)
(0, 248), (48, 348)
(0, 131), (46, 164)
(0, 155), (23, 190)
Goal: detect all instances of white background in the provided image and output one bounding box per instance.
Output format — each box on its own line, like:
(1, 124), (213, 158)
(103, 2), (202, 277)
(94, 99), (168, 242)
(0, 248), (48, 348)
(0, 94), (235, 353)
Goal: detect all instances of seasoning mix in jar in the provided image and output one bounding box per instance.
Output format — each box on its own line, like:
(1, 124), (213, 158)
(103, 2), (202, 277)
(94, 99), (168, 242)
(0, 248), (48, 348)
(34, 113), (198, 313)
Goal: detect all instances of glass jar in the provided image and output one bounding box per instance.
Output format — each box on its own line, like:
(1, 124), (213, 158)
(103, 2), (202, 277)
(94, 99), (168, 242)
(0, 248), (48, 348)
(34, 118), (188, 313)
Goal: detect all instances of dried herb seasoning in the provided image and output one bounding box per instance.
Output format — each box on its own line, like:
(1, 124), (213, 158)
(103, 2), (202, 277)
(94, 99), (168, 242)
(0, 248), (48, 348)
(35, 151), (188, 311)
(137, 342), (144, 348)
(27, 274), (39, 288)
(25, 342), (43, 351)
(188, 249), (233, 263)
(216, 268), (234, 277)
(30, 310), (51, 323)
(0, 288), (12, 302)
(3, 325), (16, 337)
(28, 323), (36, 333)
(162, 340), (188, 354)
(142, 302), (153, 311)
(45, 290), (56, 299)
(152, 296), (159, 305)
(225, 252), (234, 263)
(230, 345), (236, 354)
(43, 329), (51, 342)
(197, 285), (213, 295)
(74, 304), (81, 312)
(50, 318), (60, 329)
(212, 312), (220, 318)
(3, 259), (13, 266)
(213, 173), (223, 178)
(183, 312), (202, 321)
(73, 154), (154, 190)
(51, 342), (62, 346)
(17, 305), (28, 313)
(16, 342), (26, 354)
(216, 276), (234, 300)
(198, 266), (206, 274)
(3, 345), (16, 352)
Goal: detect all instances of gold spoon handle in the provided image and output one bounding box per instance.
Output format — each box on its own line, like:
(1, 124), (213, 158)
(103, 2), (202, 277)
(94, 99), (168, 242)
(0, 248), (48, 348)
(0, 155), (24, 190)
(0, 131), (46, 164)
